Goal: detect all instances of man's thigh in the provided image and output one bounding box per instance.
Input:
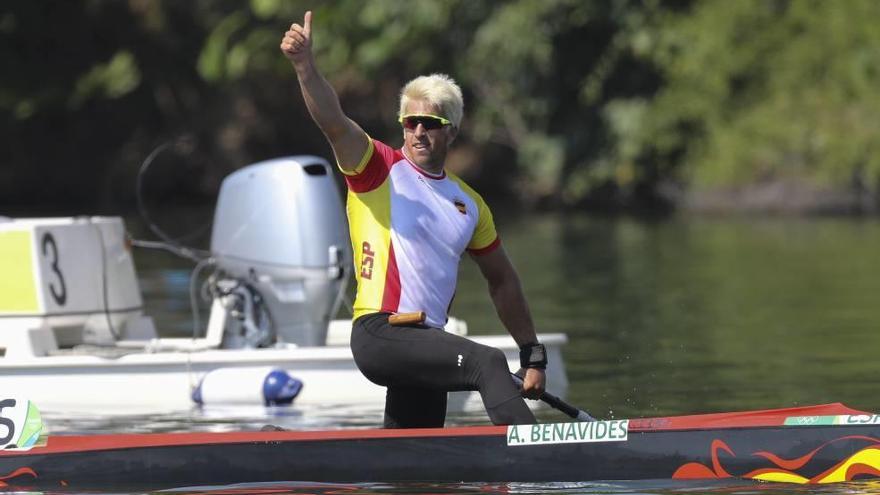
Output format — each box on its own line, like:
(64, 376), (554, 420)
(353, 315), (493, 391)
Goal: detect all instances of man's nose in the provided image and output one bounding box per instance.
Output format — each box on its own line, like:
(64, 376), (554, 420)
(414, 123), (427, 136)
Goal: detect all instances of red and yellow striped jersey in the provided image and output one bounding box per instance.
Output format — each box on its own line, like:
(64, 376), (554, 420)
(341, 138), (500, 328)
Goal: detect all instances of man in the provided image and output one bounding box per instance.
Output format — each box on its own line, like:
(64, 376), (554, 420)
(280, 11), (547, 428)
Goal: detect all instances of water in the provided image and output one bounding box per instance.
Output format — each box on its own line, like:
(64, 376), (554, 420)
(153, 479), (880, 495)
(468, 214), (880, 419)
(26, 212), (880, 494)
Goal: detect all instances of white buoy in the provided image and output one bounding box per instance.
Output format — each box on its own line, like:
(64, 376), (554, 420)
(192, 367), (303, 406)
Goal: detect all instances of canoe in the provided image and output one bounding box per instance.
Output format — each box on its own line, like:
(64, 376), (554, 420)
(1, 403), (879, 491)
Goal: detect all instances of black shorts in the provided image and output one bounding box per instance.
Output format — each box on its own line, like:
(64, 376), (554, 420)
(351, 312), (535, 428)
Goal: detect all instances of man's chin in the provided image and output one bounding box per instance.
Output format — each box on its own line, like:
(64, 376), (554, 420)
(408, 150), (430, 163)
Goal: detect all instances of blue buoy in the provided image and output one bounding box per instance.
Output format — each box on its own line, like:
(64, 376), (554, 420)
(262, 368), (304, 406)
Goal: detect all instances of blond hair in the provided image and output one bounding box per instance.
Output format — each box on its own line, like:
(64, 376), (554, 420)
(398, 74), (464, 128)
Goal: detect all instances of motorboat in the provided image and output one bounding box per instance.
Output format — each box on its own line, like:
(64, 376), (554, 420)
(0, 156), (568, 415)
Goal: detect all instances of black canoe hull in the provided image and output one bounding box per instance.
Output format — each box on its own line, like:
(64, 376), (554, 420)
(2, 404), (879, 490)
(1, 423), (879, 490)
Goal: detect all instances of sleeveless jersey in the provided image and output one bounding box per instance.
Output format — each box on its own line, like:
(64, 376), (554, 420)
(341, 137), (500, 328)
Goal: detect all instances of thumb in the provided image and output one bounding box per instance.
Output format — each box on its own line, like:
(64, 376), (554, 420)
(303, 10), (312, 39)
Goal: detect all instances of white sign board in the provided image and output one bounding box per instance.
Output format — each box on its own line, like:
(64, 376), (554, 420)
(507, 419), (629, 446)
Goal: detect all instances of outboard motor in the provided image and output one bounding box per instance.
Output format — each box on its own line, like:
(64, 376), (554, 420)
(209, 156), (351, 347)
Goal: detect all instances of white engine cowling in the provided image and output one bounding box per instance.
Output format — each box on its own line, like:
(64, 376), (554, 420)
(210, 156), (351, 347)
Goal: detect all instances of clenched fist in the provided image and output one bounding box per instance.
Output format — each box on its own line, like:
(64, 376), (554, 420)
(280, 11), (312, 65)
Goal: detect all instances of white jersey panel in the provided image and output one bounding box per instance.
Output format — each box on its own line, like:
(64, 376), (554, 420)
(388, 162), (480, 327)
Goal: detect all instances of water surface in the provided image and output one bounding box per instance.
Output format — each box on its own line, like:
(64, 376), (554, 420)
(126, 213), (880, 424)
(32, 212), (880, 495)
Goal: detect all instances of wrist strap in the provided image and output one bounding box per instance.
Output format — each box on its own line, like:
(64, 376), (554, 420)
(519, 343), (547, 369)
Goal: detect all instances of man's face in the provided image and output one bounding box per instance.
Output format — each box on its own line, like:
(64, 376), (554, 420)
(401, 100), (457, 174)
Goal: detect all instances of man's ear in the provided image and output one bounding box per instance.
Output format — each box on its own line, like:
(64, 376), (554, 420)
(447, 126), (459, 144)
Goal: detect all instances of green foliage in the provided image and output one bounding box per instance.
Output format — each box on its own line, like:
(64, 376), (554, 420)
(197, 12), (249, 81)
(3, 0), (880, 211)
(71, 51), (141, 107)
(636, 0), (880, 192)
(462, 0), (568, 192)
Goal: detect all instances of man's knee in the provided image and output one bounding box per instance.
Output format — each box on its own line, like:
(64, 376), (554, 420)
(467, 346), (515, 394)
(478, 347), (509, 376)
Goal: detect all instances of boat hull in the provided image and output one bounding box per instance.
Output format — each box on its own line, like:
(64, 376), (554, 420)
(1, 404), (878, 490)
(0, 334), (568, 415)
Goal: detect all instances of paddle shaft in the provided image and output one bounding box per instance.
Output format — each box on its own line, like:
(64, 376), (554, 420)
(511, 372), (596, 422)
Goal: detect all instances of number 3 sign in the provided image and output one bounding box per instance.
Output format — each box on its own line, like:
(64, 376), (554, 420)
(0, 399), (44, 451)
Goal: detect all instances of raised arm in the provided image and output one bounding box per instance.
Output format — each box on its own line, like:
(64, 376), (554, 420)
(280, 11), (369, 171)
(471, 246), (546, 399)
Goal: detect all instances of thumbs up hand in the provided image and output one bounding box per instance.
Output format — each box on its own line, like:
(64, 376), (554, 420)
(280, 11), (313, 65)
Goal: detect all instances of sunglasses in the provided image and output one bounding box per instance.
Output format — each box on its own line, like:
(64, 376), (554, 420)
(399, 114), (452, 130)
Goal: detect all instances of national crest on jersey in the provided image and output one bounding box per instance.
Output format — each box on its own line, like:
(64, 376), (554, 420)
(453, 197), (467, 215)
(340, 137), (500, 328)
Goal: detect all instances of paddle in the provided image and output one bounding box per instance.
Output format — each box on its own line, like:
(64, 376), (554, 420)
(511, 372), (596, 422)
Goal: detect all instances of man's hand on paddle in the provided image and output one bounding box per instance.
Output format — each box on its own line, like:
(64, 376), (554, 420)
(280, 11), (313, 66)
(518, 368), (546, 400)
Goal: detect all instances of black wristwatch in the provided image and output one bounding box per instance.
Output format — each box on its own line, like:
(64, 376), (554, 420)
(519, 342), (547, 369)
